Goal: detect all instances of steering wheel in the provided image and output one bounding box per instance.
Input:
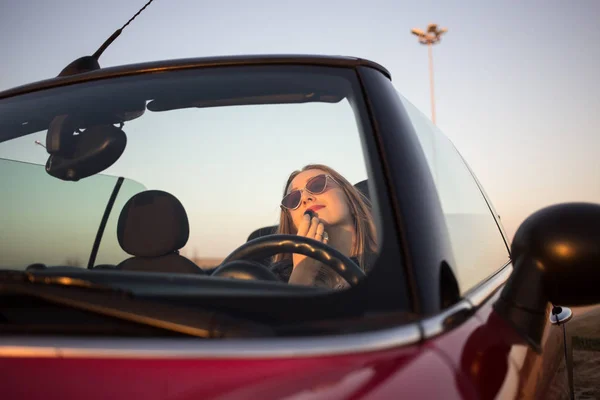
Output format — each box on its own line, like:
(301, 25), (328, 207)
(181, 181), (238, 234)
(220, 234), (366, 286)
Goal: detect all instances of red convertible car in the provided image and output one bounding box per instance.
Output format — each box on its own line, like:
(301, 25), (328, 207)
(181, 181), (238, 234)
(0, 53), (599, 399)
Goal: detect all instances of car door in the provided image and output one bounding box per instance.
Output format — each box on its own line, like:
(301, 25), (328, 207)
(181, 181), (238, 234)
(397, 94), (572, 399)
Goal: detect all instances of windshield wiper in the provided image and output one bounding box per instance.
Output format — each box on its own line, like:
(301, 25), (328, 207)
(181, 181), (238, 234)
(0, 270), (274, 338)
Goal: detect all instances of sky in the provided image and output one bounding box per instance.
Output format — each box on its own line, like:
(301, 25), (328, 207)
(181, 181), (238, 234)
(1, 0), (599, 243)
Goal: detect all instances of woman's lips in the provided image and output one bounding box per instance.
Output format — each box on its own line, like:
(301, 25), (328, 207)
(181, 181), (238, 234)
(307, 205), (325, 213)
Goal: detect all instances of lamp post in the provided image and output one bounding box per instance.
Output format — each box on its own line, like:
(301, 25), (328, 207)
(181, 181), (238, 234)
(411, 24), (447, 125)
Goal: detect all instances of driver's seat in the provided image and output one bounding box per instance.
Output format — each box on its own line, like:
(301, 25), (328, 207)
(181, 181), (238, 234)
(116, 190), (204, 274)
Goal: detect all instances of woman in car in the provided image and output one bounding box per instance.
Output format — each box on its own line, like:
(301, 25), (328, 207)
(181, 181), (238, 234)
(271, 164), (377, 289)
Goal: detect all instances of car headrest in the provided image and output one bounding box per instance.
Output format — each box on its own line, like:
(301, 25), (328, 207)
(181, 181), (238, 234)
(353, 179), (370, 202)
(117, 190), (189, 257)
(247, 226), (278, 242)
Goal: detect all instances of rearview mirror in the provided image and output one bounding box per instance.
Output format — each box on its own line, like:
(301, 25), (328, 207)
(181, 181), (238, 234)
(45, 124), (126, 181)
(494, 202), (600, 351)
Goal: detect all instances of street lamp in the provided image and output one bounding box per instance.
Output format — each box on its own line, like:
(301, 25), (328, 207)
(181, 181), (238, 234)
(411, 23), (447, 125)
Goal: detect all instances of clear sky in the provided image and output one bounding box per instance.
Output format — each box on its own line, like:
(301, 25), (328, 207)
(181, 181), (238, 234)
(1, 0), (599, 242)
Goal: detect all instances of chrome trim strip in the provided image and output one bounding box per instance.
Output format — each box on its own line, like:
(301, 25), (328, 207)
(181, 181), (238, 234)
(419, 262), (513, 339)
(420, 299), (473, 338)
(466, 262), (512, 307)
(0, 323), (421, 359)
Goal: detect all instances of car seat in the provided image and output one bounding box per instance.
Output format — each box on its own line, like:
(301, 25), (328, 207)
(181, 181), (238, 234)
(115, 190), (204, 274)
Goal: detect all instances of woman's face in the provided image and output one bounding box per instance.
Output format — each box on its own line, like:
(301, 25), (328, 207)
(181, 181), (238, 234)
(285, 169), (353, 231)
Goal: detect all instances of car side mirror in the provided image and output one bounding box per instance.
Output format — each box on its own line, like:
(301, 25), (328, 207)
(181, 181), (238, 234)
(494, 202), (600, 352)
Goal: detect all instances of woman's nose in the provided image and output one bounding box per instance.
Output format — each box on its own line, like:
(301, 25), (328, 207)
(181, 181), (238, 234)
(301, 190), (315, 204)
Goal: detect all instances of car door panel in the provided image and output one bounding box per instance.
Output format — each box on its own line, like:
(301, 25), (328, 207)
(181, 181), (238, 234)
(431, 283), (571, 399)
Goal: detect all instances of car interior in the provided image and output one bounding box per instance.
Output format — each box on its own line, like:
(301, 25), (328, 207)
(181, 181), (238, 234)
(14, 163), (372, 285)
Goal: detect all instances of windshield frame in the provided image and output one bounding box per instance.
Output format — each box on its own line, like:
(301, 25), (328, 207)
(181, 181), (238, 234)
(0, 55), (391, 100)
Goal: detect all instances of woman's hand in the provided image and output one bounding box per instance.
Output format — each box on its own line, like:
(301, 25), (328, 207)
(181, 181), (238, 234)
(288, 213), (329, 286)
(292, 213), (328, 267)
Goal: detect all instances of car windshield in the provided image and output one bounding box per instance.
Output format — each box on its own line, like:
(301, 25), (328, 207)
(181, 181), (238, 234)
(0, 64), (381, 294)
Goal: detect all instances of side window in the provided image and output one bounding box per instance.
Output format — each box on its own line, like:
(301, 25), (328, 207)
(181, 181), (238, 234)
(0, 158), (146, 269)
(399, 95), (510, 294)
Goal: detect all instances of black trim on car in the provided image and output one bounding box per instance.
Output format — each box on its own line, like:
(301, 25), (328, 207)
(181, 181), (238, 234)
(0, 55), (391, 100)
(357, 67), (457, 316)
(87, 177), (124, 269)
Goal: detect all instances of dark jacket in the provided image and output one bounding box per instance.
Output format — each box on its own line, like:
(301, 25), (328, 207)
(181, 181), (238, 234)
(269, 252), (376, 289)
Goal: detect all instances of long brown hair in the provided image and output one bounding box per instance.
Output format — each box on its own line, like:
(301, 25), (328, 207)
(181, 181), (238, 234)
(273, 164), (377, 271)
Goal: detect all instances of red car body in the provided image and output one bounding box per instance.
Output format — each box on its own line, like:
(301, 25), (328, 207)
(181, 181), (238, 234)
(0, 54), (598, 400)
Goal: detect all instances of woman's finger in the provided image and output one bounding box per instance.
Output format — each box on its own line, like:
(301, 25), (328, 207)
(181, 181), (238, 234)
(306, 217), (320, 238)
(315, 222), (325, 241)
(297, 213), (311, 237)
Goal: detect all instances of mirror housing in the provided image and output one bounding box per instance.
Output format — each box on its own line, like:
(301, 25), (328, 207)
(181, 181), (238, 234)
(494, 202), (600, 351)
(45, 124), (126, 181)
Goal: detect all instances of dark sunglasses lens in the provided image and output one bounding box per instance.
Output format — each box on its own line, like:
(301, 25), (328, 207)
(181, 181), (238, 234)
(282, 190), (302, 209)
(307, 175), (327, 193)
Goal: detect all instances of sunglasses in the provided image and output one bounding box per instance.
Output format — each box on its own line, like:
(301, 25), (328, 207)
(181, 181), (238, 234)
(281, 174), (338, 210)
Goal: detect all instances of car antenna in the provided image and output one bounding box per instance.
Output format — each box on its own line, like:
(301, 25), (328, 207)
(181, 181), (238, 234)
(58, 0), (156, 77)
